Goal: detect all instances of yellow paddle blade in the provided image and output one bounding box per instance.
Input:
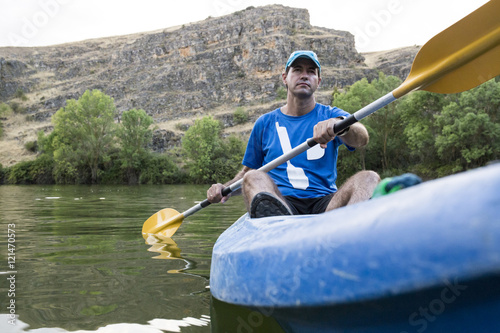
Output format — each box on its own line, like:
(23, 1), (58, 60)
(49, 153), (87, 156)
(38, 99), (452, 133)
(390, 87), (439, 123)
(394, 0), (500, 98)
(142, 208), (184, 239)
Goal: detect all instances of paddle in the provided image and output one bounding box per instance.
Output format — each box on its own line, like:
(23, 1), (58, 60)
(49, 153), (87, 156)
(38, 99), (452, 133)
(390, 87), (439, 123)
(142, 0), (500, 238)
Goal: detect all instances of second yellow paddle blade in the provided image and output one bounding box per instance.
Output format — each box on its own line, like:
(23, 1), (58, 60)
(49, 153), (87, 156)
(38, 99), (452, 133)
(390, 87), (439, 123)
(142, 208), (184, 239)
(394, 0), (500, 97)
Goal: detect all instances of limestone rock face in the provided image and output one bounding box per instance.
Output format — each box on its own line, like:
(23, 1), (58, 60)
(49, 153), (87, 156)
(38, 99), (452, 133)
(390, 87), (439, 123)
(0, 5), (416, 157)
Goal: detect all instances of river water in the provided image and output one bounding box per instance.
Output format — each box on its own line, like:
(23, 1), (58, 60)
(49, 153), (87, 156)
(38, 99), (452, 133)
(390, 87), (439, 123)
(0, 184), (281, 333)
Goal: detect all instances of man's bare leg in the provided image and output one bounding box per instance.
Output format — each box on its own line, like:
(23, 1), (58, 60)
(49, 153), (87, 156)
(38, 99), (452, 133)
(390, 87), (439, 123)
(326, 170), (380, 211)
(242, 170), (292, 212)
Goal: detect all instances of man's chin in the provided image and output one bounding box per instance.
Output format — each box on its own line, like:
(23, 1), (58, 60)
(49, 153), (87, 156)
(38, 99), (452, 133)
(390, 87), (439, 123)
(292, 90), (314, 99)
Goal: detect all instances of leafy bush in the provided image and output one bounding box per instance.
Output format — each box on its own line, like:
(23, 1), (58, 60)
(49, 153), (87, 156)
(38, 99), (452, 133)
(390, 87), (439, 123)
(10, 102), (23, 114)
(276, 86), (287, 100)
(182, 116), (245, 183)
(24, 141), (37, 152)
(0, 102), (12, 136)
(139, 153), (186, 184)
(233, 107), (248, 124)
(15, 88), (28, 101)
(5, 155), (54, 184)
(0, 163), (5, 184)
(29, 155), (55, 184)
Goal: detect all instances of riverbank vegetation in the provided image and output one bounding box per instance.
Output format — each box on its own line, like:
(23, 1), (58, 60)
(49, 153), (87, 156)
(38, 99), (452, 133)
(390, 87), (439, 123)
(335, 74), (500, 183)
(1, 74), (499, 185)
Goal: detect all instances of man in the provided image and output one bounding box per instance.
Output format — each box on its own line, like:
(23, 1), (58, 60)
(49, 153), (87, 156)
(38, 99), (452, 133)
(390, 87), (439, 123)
(207, 50), (380, 218)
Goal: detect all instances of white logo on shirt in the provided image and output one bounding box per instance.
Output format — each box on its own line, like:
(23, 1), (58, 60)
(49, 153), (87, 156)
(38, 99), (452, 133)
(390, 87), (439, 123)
(275, 122), (325, 190)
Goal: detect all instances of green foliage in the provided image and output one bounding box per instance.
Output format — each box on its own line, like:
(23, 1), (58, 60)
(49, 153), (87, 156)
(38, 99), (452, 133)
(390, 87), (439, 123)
(80, 304), (117, 316)
(333, 78), (379, 113)
(5, 155), (54, 184)
(30, 155), (55, 184)
(15, 88), (28, 101)
(434, 79), (500, 174)
(117, 108), (154, 184)
(0, 102), (11, 116)
(182, 116), (245, 183)
(0, 103), (11, 137)
(333, 76), (500, 180)
(37, 130), (56, 155)
(0, 163), (5, 184)
(10, 90), (185, 185)
(398, 92), (447, 156)
(139, 153), (186, 184)
(210, 134), (247, 182)
(333, 73), (406, 179)
(4, 76), (499, 185)
(6, 161), (31, 184)
(276, 86), (287, 100)
(52, 89), (117, 184)
(175, 122), (190, 131)
(24, 141), (37, 152)
(233, 107), (248, 124)
(9, 102), (23, 114)
(183, 116), (224, 183)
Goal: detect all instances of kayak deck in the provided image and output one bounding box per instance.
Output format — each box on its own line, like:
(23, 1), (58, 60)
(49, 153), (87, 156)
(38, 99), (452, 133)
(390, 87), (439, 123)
(210, 164), (500, 331)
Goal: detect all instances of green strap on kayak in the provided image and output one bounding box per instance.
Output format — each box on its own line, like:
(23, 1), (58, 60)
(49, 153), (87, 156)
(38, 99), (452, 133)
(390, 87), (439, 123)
(372, 173), (423, 198)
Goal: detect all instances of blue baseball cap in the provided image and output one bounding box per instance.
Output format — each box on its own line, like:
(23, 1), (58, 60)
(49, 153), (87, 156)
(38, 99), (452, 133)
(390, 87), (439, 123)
(285, 50), (321, 74)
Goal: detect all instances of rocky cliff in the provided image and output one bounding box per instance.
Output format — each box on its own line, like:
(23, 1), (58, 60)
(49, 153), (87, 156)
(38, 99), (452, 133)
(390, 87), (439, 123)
(0, 5), (418, 166)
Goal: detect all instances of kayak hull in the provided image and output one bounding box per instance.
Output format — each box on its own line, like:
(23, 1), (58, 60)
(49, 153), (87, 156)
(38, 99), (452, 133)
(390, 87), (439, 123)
(210, 164), (500, 332)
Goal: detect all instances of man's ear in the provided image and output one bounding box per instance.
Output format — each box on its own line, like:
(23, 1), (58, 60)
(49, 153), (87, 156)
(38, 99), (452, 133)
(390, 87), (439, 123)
(282, 72), (289, 89)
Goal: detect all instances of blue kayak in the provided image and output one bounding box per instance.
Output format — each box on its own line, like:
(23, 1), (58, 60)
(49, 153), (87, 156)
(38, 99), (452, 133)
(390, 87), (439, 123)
(210, 163), (500, 332)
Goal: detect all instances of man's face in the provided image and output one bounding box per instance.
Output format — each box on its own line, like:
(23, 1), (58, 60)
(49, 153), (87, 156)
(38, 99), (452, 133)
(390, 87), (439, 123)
(283, 58), (321, 98)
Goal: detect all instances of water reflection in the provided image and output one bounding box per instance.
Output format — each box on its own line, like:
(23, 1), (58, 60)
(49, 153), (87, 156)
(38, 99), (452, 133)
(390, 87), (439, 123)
(145, 236), (286, 333)
(145, 235), (197, 275)
(146, 235), (183, 260)
(0, 314), (210, 332)
(0, 184), (246, 333)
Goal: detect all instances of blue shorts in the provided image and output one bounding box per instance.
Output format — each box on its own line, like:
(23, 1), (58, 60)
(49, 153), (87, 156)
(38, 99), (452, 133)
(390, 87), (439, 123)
(284, 193), (335, 215)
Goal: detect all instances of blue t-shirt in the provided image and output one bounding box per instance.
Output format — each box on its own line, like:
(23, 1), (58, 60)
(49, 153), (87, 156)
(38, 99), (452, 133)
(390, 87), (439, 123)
(242, 103), (353, 198)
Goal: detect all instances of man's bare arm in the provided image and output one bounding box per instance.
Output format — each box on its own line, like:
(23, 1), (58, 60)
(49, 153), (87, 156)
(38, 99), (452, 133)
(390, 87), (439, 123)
(207, 166), (253, 203)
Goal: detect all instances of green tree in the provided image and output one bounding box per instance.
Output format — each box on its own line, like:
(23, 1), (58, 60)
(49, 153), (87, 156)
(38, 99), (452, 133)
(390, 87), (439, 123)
(183, 116), (225, 183)
(333, 73), (405, 178)
(366, 73), (404, 174)
(182, 116), (245, 183)
(434, 79), (500, 174)
(0, 103), (12, 137)
(213, 134), (246, 181)
(117, 108), (154, 184)
(52, 89), (117, 184)
(397, 91), (448, 176)
(37, 130), (56, 155)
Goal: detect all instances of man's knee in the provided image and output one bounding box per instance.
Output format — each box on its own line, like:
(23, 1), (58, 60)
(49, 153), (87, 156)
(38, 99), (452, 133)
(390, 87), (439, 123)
(242, 170), (267, 186)
(356, 170), (381, 184)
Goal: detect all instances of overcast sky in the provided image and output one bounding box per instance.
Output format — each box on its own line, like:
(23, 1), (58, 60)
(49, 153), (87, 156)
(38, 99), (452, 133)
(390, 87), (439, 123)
(0, 0), (490, 52)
